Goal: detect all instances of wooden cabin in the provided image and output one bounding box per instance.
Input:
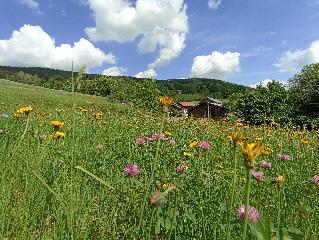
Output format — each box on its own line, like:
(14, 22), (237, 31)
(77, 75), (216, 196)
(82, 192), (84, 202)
(188, 97), (224, 118)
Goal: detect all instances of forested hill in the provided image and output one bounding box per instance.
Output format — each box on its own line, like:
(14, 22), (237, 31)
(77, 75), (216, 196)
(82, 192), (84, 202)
(0, 65), (249, 100)
(157, 78), (248, 100)
(0, 66), (79, 79)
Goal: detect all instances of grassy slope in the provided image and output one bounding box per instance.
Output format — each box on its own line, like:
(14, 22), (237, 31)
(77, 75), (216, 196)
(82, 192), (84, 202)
(0, 79), (125, 112)
(0, 79), (318, 239)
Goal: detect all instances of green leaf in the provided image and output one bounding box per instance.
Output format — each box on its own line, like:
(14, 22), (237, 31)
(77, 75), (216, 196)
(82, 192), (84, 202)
(75, 165), (113, 189)
(287, 228), (303, 240)
(276, 226), (303, 240)
(249, 219), (272, 240)
(155, 218), (161, 235)
(164, 218), (172, 230)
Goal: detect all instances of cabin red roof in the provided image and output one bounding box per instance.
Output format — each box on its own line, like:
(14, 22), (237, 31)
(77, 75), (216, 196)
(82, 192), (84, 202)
(179, 102), (196, 107)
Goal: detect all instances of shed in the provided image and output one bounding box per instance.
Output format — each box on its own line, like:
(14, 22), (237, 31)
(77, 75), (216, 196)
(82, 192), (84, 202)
(170, 102), (188, 115)
(170, 101), (198, 116)
(189, 97), (224, 118)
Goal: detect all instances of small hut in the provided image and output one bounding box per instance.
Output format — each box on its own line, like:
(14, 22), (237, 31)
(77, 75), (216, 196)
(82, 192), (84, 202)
(189, 97), (224, 118)
(170, 102), (188, 115)
(170, 101), (198, 115)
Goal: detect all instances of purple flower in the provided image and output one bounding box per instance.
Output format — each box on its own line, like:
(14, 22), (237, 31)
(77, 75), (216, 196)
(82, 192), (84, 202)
(312, 176), (319, 187)
(176, 163), (187, 174)
(124, 163), (139, 177)
(97, 143), (104, 151)
(146, 135), (155, 142)
(152, 133), (166, 141)
(260, 160), (271, 169)
(198, 141), (211, 150)
(276, 154), (292, 161)
(252, 170), (264, 182)
(135, 137), (145, 146)
(236, 205), (260, 223)
(167, 139), (176, 145)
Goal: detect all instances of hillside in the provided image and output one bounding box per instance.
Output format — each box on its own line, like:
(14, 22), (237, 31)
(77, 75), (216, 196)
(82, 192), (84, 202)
(0, 66), (249, 101)
(157, 78), (248, 101)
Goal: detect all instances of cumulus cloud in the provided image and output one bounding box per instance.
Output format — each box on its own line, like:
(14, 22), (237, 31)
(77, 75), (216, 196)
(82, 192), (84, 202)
(190, 51), (240, 79)
(274, 40), (319, 72)
(85, 0), (188, 68)
(134, 69), (157, 79)
(0, 25), (116, 71)
(249, 79), (287, 88)
(19, 0), (42, 13)
(208, 0), (222, 10)
(102, 66), (127, 76)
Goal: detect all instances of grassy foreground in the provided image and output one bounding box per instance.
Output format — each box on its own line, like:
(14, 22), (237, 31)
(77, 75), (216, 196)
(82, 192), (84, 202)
(0, 79), (318, 239)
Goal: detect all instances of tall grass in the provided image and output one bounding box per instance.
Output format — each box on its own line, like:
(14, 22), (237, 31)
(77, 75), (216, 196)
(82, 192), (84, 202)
(0, 79), (318, 239)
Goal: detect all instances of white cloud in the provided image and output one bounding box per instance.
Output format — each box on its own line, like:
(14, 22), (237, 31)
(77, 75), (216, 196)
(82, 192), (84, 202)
(249, 79), (287, 88)
(274, 40), (319, 72)
(0, 25), (115, 71)
(19, 0), (42, 14)
(134, 69), (157, 79)
(85, 0), (188, 68)
(208, 0), (222, 10)
(190, 51), (240, 79)
(249, 79), (272, 88)
(102, 66), (126, 76)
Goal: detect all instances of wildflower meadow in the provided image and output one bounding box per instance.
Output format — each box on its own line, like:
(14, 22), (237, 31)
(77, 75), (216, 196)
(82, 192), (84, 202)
(0, 79), (318, 239)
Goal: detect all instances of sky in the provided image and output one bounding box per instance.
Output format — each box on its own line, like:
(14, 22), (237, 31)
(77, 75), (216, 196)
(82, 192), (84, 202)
(0, 0), (319, 86)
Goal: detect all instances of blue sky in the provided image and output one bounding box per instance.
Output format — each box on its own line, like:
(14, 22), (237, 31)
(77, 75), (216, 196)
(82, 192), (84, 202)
(0, 0), (319, 86)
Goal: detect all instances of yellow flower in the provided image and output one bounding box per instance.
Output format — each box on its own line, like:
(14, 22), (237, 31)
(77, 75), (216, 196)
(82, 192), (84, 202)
(189, 140), (199, 148)
(17, 106), (33, 114)
(159, 96), (173, 106)
(162, 182), (175, 190)
(48, 132), (65, 139)
(14, 112), (22, 119)
(276, 175), (285, 186)
(255, 137), (263, 142)
(79, 107), (89, 112)
(228, 133), (245, 146)
(50, 120), (64, 129)
(300, 139), (309, 145)
(261, 144), (272, 156)
(215, 164), (224, 174)
(164, 131), (172, 137)
(183, 152), (192, 157)
(95, 112), (103, 120)
(235, 122), (244, 127)
(239, 142), (263, 168)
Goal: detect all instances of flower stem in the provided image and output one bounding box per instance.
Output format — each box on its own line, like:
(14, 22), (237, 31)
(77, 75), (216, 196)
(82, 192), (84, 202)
(277, 187), (281, 228)
(168, 190), (178, 239)
(137, 111), (166, 234)
(226, 146), (237, 240)
(242, 168), (252, 240)
(147, 210), (155, 240)
(69, 61), (75, 238)
(9, 113), (31, 159)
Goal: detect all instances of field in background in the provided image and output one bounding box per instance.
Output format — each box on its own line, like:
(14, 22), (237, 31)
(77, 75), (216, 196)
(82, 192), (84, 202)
(0, 79), (318, 239)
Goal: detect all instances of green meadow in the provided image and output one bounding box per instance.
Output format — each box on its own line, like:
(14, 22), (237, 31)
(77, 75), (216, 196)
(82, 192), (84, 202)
(0, 79), (318, 239)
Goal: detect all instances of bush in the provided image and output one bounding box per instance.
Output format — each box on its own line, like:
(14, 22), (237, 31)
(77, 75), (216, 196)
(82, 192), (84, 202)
(231, 81), (292, 125)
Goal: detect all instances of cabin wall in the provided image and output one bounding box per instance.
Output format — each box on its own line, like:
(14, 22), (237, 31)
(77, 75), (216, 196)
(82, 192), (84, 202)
(189, 104), (223, 118)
